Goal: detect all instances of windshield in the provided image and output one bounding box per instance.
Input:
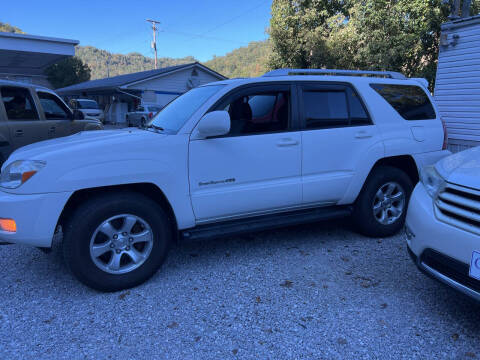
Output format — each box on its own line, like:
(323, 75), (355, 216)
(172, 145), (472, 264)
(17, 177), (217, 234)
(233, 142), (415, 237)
(150, 85), (225, 133)
(77, 100), (99, 109)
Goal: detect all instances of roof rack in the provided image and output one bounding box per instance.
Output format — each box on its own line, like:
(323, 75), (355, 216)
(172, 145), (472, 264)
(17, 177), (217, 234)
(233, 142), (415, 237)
(262, 68), (407, 80)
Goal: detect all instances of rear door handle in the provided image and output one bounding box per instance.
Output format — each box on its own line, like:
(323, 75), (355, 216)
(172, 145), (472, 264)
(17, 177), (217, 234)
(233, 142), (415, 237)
(355, 130), (372, 139)
(49, 126), (56, 134)
(276, 138), (299, 147)
(15, 130), (23, 137)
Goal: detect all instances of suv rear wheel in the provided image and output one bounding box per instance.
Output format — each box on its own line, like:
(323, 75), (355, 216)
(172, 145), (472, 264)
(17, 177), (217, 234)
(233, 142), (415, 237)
(353, 166), (413, 237)
(63, 192), (172, 291)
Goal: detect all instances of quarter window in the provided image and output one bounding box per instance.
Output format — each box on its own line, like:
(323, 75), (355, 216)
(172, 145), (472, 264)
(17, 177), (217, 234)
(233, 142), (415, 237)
(222, 91), (290, 136)
(370, 84), (436, 120)
(38, 92), (71, 120)
(1, 86), (39, 120)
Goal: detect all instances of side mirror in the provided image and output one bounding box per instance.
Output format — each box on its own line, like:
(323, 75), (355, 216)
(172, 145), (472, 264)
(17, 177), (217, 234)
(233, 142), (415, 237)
(73, 109), (85, 120)
(196, 111), (231, 138)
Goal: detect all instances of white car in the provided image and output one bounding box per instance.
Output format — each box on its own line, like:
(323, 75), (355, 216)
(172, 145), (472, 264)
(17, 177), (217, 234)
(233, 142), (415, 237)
(0, 69), (449, 291)
(69, 99), (104, 122)
(126, 104), (163, 128)
(406, 146), (480, 301)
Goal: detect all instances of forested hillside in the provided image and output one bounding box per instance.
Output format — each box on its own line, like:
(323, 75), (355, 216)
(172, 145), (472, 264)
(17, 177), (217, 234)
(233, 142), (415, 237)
(76, 40), (270, 80)
(204, 40), (270, 78)
(0, 22), (24, 33)
(75, 46), (198, 79)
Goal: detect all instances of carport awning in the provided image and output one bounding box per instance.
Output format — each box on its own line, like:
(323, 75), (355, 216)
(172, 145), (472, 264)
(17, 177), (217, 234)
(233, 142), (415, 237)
(0, 32), (79, 76)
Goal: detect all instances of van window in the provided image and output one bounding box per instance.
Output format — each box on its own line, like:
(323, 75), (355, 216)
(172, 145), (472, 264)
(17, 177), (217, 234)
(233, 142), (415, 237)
(370, 84), (436, 120)
(1, 87), (39, 121)
(38, 92), (71, 120)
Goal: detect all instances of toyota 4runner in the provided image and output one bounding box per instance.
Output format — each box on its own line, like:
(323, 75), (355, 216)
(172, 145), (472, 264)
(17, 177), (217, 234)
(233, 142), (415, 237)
(0, 69), (450, 291)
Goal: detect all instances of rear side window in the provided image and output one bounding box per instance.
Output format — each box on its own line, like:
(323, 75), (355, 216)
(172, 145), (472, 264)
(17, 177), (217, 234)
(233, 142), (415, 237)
(1, 86), (39, 121)
(370, 84), (436, 120)
(302, 86), (371, 129)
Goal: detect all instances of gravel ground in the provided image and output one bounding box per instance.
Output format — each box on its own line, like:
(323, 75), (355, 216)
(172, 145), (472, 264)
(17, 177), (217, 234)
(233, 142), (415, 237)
(0, 220), (479, 360)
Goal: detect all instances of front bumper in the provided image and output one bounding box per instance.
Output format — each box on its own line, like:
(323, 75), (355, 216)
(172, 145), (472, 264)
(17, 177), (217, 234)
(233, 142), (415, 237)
(406, 183), (480, 301)
(0, 190), (71, 247)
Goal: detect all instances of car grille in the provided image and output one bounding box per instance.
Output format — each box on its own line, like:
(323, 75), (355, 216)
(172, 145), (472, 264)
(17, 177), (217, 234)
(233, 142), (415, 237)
(435, 183), (480, 235)
(421, 249), (480, 293)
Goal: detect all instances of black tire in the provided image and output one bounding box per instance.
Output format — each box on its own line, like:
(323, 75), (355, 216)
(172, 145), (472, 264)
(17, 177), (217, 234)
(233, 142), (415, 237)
(63, 192), (172, 292)
(352, 166), (413, 238)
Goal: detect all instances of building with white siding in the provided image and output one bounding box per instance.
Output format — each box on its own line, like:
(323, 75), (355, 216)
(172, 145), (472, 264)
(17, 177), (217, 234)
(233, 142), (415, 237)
(434, 14), (480, 152)
(57, 62), (226, 124)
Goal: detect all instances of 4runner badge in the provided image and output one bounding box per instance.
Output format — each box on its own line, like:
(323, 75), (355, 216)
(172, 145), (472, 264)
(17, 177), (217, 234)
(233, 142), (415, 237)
(199, 178), (236, 186)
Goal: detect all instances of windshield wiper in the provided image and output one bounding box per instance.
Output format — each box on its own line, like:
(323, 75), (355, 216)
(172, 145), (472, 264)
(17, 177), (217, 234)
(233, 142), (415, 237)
(145, 124), (165, 132)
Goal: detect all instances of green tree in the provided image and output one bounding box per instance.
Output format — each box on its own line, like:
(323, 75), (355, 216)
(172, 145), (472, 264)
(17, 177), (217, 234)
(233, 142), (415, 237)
(268, 0), (479, 89)
(44, 56), (91, 89)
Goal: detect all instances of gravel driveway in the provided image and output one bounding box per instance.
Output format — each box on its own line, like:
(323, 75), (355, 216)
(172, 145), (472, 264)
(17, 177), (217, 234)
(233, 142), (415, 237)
(0, 220), (479, 359)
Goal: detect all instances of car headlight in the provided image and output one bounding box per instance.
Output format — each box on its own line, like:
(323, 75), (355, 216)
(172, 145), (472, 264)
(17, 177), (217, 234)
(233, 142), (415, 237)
(0, 160), (46, 189)
(420, 165), (445, 198)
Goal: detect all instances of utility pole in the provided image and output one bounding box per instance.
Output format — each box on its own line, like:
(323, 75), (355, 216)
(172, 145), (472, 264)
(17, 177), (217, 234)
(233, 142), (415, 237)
(147, 19), (160, 69)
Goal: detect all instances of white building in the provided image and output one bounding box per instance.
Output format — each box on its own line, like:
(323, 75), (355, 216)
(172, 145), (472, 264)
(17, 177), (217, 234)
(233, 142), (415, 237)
(0, 31), (79, 88)
(57, 63), (227, 124)
(434, 14), (480, 152)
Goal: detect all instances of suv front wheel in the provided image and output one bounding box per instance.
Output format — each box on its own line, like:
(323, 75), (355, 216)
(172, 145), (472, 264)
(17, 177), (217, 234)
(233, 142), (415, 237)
(63, 192), (172, 291)
(353, 166), (413, 238)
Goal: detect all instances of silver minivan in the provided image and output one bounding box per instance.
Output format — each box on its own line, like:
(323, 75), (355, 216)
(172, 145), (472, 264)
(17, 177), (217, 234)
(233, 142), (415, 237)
(0, 80), (103, 166)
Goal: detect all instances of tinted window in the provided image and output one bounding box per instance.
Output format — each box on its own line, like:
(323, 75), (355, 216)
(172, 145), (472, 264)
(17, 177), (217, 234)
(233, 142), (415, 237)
(370, 84), (436, 120)
(137, 106), (144, 112)
(1, 87), (39, 120)
(347, 88), (370, 125)
(303, 91), (349, 129)
(223, 91), (289, 136)
(38, 92), (70, 120)
(149, 106), (161, 113)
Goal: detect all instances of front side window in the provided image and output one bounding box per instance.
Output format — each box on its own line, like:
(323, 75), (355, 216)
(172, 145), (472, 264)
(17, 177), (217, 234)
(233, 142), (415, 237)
(151, 84), (225, 133)
(370, 84), (436, 120)
(1, 86), (39, 121)
(37, 92), (71, 120)
(221, 91), (290, 136)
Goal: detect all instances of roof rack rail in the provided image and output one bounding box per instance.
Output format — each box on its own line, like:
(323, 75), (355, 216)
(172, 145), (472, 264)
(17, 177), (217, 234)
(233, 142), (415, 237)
(262, 68), (407, 80)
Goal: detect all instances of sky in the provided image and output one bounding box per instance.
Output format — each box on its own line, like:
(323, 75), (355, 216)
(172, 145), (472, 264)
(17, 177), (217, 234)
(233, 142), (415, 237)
(2, 0), (272, 62)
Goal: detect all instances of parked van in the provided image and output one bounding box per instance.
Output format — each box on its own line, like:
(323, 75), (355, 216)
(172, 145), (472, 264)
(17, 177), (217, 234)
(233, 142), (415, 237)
(0, 80), (103, 166)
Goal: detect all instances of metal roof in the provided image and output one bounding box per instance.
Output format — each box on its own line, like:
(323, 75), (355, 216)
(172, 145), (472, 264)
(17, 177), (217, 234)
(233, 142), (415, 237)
(56, 62), (226, 94)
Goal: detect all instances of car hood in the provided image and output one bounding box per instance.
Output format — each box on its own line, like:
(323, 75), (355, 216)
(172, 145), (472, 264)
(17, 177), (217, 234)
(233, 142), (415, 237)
(6, 129), (166, 165)
(436, 146), (480, 190)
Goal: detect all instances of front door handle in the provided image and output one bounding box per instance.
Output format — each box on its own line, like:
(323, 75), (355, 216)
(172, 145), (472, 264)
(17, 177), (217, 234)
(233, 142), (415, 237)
(276, 138), (299, 147)
(15, 130), (23, 137)
(49, 126), (56, 134)
(355, 130), (372, 139)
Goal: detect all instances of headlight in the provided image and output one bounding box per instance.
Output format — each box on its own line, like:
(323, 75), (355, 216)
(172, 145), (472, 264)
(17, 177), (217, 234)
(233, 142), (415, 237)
(0, 160), (46, 189)
(420, 165), (445, 198)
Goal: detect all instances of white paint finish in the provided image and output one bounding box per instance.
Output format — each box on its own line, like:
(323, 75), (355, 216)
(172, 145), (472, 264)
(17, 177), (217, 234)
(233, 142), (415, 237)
(188, 132), (302, 221)
(301, 126), (383, 204)
(435, 16), (480, 150)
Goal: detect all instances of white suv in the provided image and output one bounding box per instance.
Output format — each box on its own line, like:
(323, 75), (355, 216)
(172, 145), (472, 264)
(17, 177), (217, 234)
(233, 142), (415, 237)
(0, 69), (450, 291)
(406, 146), (480, 301)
